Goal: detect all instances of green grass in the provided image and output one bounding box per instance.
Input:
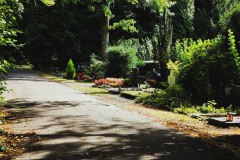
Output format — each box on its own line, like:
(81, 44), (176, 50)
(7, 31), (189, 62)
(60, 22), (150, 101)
(74, 85), (109, 94)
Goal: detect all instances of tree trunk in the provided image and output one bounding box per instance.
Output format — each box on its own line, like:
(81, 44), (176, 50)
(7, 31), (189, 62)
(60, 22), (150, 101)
(101, 15), (109, 60)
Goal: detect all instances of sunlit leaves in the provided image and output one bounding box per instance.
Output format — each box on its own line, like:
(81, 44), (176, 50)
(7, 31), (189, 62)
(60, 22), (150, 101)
(109, 19), (138, 33)
(0, 0), (23, 48)
(40, 0), (55, 6)
(0, 0), (22, 96)
(127, 0), (138, 4)
(149, 0), (171, 13)
(103, 4), (114, 18)
(167, 60), (180, 72)
(228, 29), (240, 69)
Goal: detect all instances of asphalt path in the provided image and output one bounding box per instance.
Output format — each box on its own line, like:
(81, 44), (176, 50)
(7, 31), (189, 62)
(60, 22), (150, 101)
(3, 69), (238, 160)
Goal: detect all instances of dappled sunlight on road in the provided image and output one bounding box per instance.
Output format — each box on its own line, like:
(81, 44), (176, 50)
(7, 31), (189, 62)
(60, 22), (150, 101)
(3, 70), (239, 160)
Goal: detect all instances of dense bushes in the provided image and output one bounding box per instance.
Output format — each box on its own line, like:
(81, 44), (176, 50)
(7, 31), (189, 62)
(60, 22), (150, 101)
(174, 34), (240, 104)
(85, 54), (106, 79)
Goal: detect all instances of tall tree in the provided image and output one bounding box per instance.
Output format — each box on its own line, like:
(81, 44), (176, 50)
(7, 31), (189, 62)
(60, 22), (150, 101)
(21, 1), (101, 69)
(41, 0), (170, 59)
(152, 5), (174, 80)
(194, 0), (240, 39)
(172, 0), (194, 42)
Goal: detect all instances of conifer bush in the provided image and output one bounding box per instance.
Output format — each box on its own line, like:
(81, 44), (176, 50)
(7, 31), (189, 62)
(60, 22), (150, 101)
(66, 59), (76, 79)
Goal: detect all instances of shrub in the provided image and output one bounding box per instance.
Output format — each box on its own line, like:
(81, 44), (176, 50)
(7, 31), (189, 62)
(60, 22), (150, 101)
(196, 100), (226, 113)
(136, 90), (168, 108)
(123, 78), (132, 87)
(106, 39), (142, 78)
(85, 54), (106, 79)
(66, 59), (76, 79)
(174, 106), (199, 114)
(166, 84), (187, 108)
(136, 84), (187, 109)
(174, 100), (227, 115)
(174, 36), (240, 104)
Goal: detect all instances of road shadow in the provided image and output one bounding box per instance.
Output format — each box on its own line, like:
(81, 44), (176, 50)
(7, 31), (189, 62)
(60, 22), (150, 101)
(6, 99), (84, 122)
(5, 99), (239, 160)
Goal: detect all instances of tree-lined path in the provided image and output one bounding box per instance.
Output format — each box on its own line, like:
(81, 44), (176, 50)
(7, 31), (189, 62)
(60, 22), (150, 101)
(3, 69), (238, 160)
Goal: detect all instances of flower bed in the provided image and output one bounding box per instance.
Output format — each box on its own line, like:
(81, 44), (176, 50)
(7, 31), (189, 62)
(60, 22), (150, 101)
(94, 78), (124, 87)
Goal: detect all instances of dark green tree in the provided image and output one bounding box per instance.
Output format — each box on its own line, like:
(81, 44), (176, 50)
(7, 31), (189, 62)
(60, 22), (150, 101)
(171, 0), (194, 42)
(152, 6), (174, 80)
(194, 0), (240, 39)
(21, 1), (101, 69)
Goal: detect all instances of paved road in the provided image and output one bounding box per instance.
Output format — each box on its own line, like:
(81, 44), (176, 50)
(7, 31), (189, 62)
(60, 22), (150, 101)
(3, 69), (238, 160)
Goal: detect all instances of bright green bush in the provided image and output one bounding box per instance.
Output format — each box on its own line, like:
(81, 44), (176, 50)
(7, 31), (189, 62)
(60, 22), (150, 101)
(196, 100), (226, 113)
(174, 35), (240, 104)
(173, 106), (199, 114)
(174, 100), (227, 115)
(136, 84), (187, 109)
(65, 59), (76, 79)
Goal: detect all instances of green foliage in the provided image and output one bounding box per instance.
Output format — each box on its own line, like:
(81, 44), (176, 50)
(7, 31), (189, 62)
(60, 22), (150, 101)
(136, 89), (168, 108)
(85, 54), (106, 79)
(174, 34), (240, 104)
(174, 100), (227, 114)
(152, 6), (174, 79)
(136, 84), (186, 109)
(66, 59), (76, 79)
(41, 0), (55, 6)
(196, 100), (225, 114)
(174, 37), (220, 103)
(228, 29), (240, 69)
(171, 0), (194, 41)
(150, 0), (171, 13)
(0, 60), (12, 76)
(0, 0), (23, 48)
(138, 38), (154, 61)
(109, 19), (138, 33)
(173, 106), (198, 114)
(23, 1), (101, 69)
(106, 39), (141, 77)
(0, 0), (23, 97)
(193, 0), (240, 39)
(227, 9), (240, 51)
(218, 1), (240, 31)
(167, 60), (179, 73)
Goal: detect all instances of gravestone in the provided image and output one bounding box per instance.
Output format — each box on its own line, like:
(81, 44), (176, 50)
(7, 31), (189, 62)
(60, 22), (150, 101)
(131, 67), (139, 87)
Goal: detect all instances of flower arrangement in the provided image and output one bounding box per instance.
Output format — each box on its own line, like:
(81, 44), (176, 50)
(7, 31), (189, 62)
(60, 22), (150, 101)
(94, 78), (124, 87)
